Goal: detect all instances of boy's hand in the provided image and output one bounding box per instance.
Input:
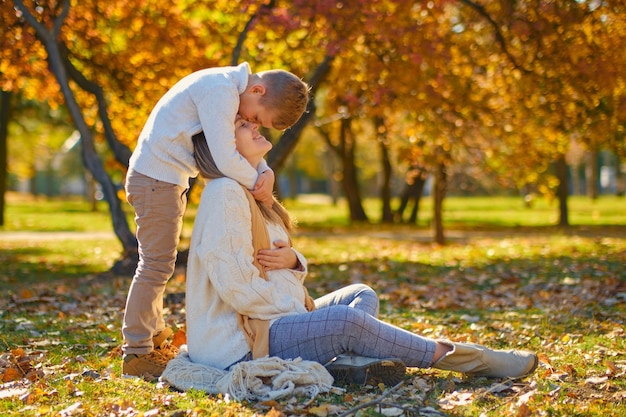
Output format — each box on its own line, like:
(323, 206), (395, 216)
(257, 240), (300, 270)
(252, 168), (275, 209)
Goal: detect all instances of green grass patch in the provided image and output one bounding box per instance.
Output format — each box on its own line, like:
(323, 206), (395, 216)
(5, 193), (624, 235)
(0, 194), (625, 416)
(283, 194), (626, 229)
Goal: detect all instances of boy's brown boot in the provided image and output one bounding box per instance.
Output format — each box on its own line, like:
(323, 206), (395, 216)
(153, 327), (179, 360)
(123, 350), (169, 381)
(432, 341), (538, 378)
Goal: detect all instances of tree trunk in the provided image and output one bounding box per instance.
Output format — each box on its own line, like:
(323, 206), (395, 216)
(60, 45), (132, 166)
(408, 177), (426, 224)
(287, 158), (298, 199)
(325, 148), (340, 205)
(395, 165), (426, 224)
(339, 118), (368, 222)
(317, 118), (368, 222)
(375, 117), (393, 223)
(267, 55), (333, 172)
(0, 90), (10, 226)
(585, 150), (599, 200)
(614, 153), (624, 197)
(555, 155), (570, 227)
(433, 162), (447, 245)
(15, 0), (137, 257)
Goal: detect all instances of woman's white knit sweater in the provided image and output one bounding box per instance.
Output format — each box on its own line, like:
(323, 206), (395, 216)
(129, 62), (265, 189)
(186, 177), (309, 369)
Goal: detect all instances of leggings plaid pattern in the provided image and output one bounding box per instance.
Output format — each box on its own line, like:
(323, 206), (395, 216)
(268, 284), (436, 368)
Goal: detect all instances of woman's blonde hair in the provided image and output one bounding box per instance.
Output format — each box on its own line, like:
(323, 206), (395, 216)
(192, 131), (294, 233)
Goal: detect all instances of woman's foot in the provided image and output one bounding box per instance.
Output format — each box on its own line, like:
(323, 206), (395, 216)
(432, 341), (538, 378)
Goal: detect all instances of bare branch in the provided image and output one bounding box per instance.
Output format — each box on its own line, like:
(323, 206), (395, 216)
(231, 0), (276, 65)
(266, 54), (334, 169)
(13, 0), (51, 42)
(337, 381), (405, 417)
(59, 44), (132, 166)
(52, 0), (70, 37)
(457, 0), (531, 74)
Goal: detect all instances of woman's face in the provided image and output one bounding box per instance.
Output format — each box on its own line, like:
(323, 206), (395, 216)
(234, 118), (272, 164)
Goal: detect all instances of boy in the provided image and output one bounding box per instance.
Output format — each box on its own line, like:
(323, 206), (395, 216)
(122, 62), (309, 379)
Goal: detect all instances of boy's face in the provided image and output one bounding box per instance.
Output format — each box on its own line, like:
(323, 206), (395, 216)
(239, 86), (275, 129)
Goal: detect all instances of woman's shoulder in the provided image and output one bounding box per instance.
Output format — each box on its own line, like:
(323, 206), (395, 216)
(202, 177), (248, 201)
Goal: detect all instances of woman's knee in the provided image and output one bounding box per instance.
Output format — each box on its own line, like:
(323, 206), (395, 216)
(348, 284), (379, 316)
(327, 305), (373, 334)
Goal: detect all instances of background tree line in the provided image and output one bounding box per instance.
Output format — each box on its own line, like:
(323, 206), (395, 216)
(0, 0), (624, 258)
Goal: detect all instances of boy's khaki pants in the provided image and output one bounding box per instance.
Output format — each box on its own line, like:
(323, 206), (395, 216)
(122, 169), (188, 355)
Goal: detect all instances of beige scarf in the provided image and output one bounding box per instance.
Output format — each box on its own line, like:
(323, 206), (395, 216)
(237, 188), (316, 359)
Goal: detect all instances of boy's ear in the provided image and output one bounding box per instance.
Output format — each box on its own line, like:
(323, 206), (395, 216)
(250, 83), (267, 95)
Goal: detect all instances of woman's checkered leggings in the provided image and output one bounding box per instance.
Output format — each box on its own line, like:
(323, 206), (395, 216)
(269, 284), (436, 368)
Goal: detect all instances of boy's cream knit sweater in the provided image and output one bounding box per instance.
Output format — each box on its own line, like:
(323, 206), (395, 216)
(129, 62), (266, 189)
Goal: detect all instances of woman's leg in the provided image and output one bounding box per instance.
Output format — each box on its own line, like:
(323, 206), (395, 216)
(269, 304), (436, 368)
(314, 283), (379, 317)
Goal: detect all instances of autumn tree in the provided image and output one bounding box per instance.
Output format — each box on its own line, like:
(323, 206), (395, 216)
(2, 0), (335, 261)
(0, 90), (9, 225)
(459, 0), (626, 225)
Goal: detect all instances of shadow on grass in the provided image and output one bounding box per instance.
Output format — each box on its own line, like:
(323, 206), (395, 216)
(0, 245), (116, 290)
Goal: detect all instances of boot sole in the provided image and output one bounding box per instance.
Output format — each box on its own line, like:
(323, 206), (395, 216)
(327, 358), (406, 386)
(521, 354), (539, 377)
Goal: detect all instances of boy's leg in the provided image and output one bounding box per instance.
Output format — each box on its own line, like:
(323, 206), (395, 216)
(122, 170), (186, 377)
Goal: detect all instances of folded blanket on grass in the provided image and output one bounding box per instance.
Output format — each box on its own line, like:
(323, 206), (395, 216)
(160, 345), (334, 401)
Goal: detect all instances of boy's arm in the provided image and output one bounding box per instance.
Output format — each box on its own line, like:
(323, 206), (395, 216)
(195, 85), (258, 189)
(251, 168), (275, 208)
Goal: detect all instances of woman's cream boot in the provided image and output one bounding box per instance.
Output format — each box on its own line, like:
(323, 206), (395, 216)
(432, 341), (538, 378)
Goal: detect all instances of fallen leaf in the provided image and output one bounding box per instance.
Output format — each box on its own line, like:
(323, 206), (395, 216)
(537, 352), (551, 365)
(172, 329), (187, 347)
(605, 361), (618, 375)
(11, 348), (26, 359)
(265, 408), (286, 417)
(438, 391), (474, 410)
(20, 289), (34, 299)
(58, 401), (83, 417)
(516, 389), (538, 406)
(516, 403), (532, 417)
(380, 406), (404, 416)
(308, 403), (344, 416)
(2, 367), (23, 382)
(411, 376), (432, 393)
(0, 386), (29, 399)
(585, 376), (609, 385)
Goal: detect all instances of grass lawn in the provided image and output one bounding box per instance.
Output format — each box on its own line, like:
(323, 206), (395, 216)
(0, 192), (625, 416)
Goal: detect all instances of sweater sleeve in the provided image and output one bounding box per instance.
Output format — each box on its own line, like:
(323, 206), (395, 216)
(291, 249), (308, 284)
(196, 180), (307, 319)
(194, 84), (258, 189)
(257, 159), (270, 174)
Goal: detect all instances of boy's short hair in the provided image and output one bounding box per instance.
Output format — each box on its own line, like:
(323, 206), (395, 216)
(258, 70), (310, 130)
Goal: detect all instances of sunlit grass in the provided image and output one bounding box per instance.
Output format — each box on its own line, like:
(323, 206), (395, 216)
(0, 193), (625, 416)
(4, 192), (624, 236)
(284, 194), (626, 228)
